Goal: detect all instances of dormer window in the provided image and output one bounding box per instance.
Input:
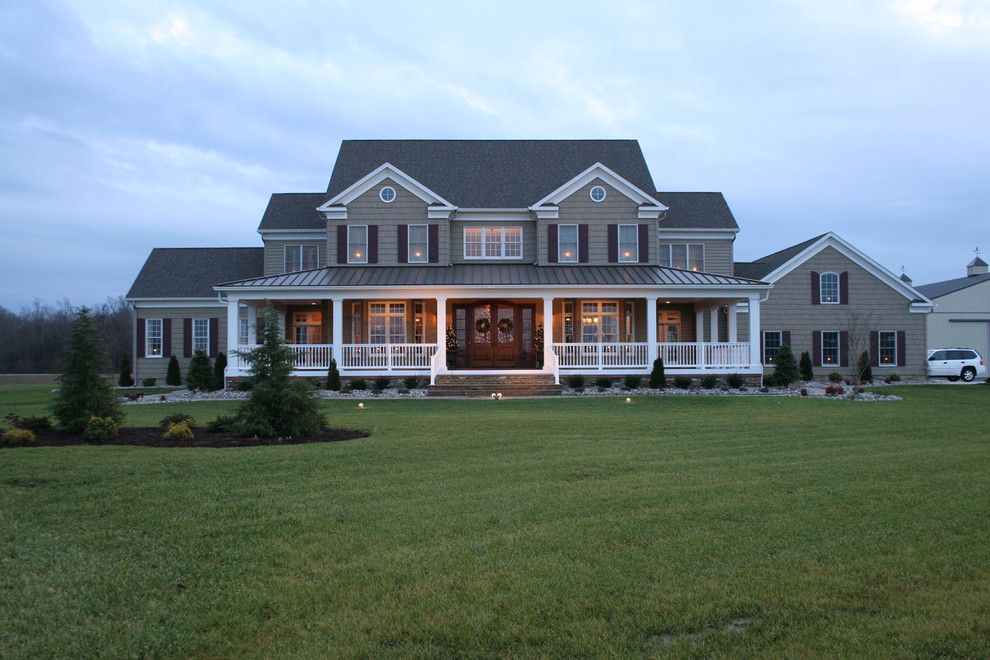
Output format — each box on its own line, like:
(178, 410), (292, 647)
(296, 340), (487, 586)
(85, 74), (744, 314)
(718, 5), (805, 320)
(820, 272), (840, 303)
(284, 245), (319, 272)
(379, 186), (396, 203)
(590, 185), (607, 202)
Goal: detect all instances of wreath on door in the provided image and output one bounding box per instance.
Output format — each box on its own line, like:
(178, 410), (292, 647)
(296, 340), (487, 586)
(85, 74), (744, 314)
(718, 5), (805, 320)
(497, 317), (514, 334)
(475, 317), (492, 334)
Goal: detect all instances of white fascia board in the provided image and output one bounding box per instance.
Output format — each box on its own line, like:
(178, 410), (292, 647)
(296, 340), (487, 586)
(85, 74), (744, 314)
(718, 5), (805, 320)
(428, 207), (454, 220)
(531, 208), (559, 220)
(318, 162), (457, 210)
(529, 162), (667, 210)
(322, 207), (347, 221)
(259, 230), (327, 241)
(128, 298), (225, 308)
(452, 210), (534, 222)
(910, 301), (935, 313)
(638, 206), (664, 219)
(213, 284), (770, 300)
(658, 229), (740, 240)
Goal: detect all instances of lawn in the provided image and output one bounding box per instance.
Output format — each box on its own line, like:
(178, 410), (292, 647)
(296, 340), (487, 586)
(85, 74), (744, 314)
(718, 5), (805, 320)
(1, 385), (988, 656)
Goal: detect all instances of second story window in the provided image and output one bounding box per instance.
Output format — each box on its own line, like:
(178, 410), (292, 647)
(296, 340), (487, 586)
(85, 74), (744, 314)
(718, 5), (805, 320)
(348, 225), (368, 264)
(618, 224), (638, 263)
(464, 226), (522, 259)
(820, 272), (839, 303)
(558, 224), (578, 263)
(284, 245), (319, 273)
(660, 244), (704, 271)
(408, 224), (428, 263)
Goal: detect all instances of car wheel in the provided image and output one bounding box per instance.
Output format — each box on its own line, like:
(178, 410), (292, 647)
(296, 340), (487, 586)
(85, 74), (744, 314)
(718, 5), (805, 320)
(947, 376), (960, 382)
(961, 367), (976, 382)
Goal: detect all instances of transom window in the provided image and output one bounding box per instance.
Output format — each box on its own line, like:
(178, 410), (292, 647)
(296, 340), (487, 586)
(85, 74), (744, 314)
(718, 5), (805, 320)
(379, 186), (396, 203)
(821, 331), (840, 365)
(659, 244), (704, 271)
(348, 225), (368, 264)
(763, 331), (782, 364)
(879, 331), (896, 366)
(618, 224), (638, 263)
(369, 302), (406, 344)
(192, 318), (209, 354)
(558, 224), (578, 262)
(820, 272), (840, 303)
(408, 224), (428, 263)
(581, 301), (619, 343)
(590, 185), (607, 202)
(284, 245), (319, 273)
(463, 226), (522, 259)
(145, 319), (163, 358)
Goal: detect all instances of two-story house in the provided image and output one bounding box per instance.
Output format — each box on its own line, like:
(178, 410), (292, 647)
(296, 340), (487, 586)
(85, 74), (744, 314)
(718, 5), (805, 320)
(127, 140), (772, 387)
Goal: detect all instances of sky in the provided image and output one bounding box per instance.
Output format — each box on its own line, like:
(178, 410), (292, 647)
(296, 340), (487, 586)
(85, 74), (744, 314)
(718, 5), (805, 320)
(1, 0), (988, 309)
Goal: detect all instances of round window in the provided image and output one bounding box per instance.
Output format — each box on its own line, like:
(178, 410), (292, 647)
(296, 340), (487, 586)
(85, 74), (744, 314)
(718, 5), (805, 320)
(379, 186), (396, 203)
(590, 185), (606, 202)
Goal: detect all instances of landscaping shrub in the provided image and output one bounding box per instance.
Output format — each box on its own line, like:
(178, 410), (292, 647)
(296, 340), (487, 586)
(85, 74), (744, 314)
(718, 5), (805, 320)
(126, 392), (143, 401)
(1, 428), (36, 446)
(185, 350), (213, 392)
(51, 307), (122, 434)
(236, 379), (254, 391)
(857, 351), (873, 383)
(623, 375), (642, 390)
(4, 413), (52, 432)
(118, 355), (134, 387)
(163, 422), (194, 441)
(326, 359), (342, 391)
(673, 376), (692, 389)
(855, 386), (865, 394)
(771, 344), (799, 386)
(800, 388), (808, 396)
(206, 415), (239, 433)
(701, 375), (719, 389)
(567, 375), (586, 389)
(649, 358), (666, 389)
(165, 355), (182, 386)
(141, 378), (157, 387)
(884, 373), (901, 384)
(727, 373), (744, 389)
(350, 379), (367, 390)
(828, 371), (842, 383)
(402, 376), (420, 390)
(212, 352), (227, 391)
(373, 377), (391, 391)
(594, 377), (613, 390)
(160, 413), (195, 430)
(759, 386), (770, 393)
(84, 416), (118, 442)
(799, 351), (814, 382)
(825, 384), (845, 396)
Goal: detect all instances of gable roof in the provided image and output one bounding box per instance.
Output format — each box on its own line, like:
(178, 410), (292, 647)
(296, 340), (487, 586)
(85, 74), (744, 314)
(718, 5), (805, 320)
(733, 234), (826, 280)
(655, 192), (740, 230)
(325, 140), (657, 208)
(530, 162), (664, 210)
(258, 193), (330, 231)
(127, 248), (263, 299)
(916, 272), (990, 299)
(968, 256), (988, 267)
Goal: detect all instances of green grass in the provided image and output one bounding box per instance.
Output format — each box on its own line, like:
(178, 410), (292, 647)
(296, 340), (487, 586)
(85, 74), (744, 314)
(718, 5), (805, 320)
(1, 386), (988, 656)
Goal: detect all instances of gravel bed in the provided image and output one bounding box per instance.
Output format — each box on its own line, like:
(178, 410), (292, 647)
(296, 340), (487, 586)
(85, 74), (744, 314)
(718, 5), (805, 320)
(562, 384), (900, 401)
(122, 388), (429, 404)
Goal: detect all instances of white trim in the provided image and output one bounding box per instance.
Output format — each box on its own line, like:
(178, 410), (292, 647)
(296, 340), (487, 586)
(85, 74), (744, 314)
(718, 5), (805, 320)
(589, 185), (607, 203)
(259, 230), (327, 240)
(407, 223), (429, 263)
(529, 162), (667, 213)
(215, 285), (771, 299)
(451, 211), (532, 223)
(557, 223), (578, 263)
(347, 225), (368, 264)
(379, 186), (396, 203)
(128, 298), (225, 308)
(617, 224), (638, 263)
(318, 162), (456, 211)
(658, 229), (740, 240)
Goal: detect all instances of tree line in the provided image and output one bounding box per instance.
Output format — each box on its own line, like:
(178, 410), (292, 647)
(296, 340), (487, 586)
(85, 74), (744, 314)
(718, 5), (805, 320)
(0, 297), (131, 373)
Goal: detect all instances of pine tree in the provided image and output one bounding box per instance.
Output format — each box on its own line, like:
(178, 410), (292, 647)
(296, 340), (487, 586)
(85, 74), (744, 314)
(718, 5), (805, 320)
(326, 358), (341, 391)
(165, 355), (182, 386)
(212, 352), (227, 391)
(186, 350), (213, 391)
(118, 355), (134, 387)
(857, 351), (873, 383)
(51, 307), (121, 434)
(799, 351), (814, 382)
(771, 344), (800, 386)
(649, 357), (666, 388)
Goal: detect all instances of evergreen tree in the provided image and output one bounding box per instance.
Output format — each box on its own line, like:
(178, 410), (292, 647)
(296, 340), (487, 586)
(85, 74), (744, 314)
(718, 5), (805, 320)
(212, 352), (227, 391)
(51, 307), (121, 434)
(186, 350), (213, 391)
(857, 351), (873, 383)
(118, 355), (134, 387)
(165, 355), (182, 386)
(649, 357), (666, 388)
(326, 358), (341, 391)
(236, 304), (326, 437)
(799, 351), (814, 382)
(771, 344), (800, 386)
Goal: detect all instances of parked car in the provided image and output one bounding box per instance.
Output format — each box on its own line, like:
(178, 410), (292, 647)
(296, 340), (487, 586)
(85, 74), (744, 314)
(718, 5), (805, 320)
(926, 348), (987, 382)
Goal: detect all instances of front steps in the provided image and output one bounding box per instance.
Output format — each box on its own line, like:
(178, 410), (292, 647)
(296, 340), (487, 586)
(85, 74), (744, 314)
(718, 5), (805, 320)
(428, 373), (561, 397)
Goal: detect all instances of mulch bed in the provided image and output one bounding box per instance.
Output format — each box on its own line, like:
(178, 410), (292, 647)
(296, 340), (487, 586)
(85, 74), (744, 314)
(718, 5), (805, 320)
(18, 427), (369, 448)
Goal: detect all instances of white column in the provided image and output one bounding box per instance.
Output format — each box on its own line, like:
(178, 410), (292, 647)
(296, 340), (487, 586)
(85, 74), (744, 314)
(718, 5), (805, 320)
(695, 307), (705, 368)
(331, 297), (343, 366)
(246, 303), (257, 344)
(435, 296), (448, 376)
(727, 303), (738, 342)
(748, 295), (761, 371)
(709, 306), (720, 343)
(646, 296), (658, 362)
(225, 295), (240, 382)
(542, 296), (554, 375)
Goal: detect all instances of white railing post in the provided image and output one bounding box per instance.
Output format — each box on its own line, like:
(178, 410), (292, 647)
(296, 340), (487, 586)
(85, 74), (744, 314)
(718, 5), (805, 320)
(331, 297), (343, 368)
(224, 295), (240, 383)
(433, 297), (448, 385)
(542, 296), (555, 378)
(646, 296), (658, 367)
(748, 295), (762, 373)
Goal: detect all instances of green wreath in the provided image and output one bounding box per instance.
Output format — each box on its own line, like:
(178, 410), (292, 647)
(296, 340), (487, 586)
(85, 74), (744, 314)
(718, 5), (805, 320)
(475, 317), (492, 334)
(497, 317), (514, 334)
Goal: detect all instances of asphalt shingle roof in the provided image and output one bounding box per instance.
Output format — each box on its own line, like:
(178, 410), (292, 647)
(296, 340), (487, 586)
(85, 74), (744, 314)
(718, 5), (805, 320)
(127, 248), (263, 299)
(258, 193), (330, 231)
(655, 192), (738, 230)
(916, 273), (990, 299)
(733, 234), (828, 280)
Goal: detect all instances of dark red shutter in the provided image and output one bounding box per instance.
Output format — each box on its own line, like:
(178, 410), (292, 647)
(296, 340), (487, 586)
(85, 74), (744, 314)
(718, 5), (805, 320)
(782, 331), (791, 347)
(547, 224), (558, 263)
(137, 319), (146, 358)
(896, 331), (906, 367)
(578, 225), (589, 263)
(607, 225), (618, 263)
(840, 331), (849, 367)
(812, 331), (821, 366)
(870, 331), (879, 367)
(183, 318), (192, 357)
(336, 225), (347, 263)
(163, 318), (172, 358)
(397, 225), (408, 263)
(368, 225), (378, 264)
(428, 225), (439, 263)
(209, 318), (219, 357)
(840, 271), (849, 305)
(638, 224), (649, 262)
(811, 272), (820, 304)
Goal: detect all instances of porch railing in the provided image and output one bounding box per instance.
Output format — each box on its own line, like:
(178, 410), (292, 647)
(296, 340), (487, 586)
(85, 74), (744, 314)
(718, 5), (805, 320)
(552, 343), (650, 370)
(340, 343), (437, 370)
(658, 342), (750, 369)
(235, 344), (334, 370)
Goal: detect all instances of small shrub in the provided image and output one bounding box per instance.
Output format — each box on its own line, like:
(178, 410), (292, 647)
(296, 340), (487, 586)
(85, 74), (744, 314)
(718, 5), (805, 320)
(165, 355), (182, 386)
(759, 386), (770, 393)
(567, 375), (586, 389)
(764, 372), (780, 387)
(594, 377), (613, 390)
(800, 388), (808, 396)
(623, 376), (642, 390)
(673, 376), (692, 389)
(844, 379), (853, 386)
(649, 358), (666, 389)
(855, 386), (865, 394)
(2, 428), (36, 446)
(350, 379), (367, 391)
(236, 379), (254, 391)
(885, 373), (901, 383)
(771, 344), (799, 386)
(727, 373), (744, 389)
(212, 352), (227, 391)
(4, 413), (52, 432)
(141, 378), (157, 387)
(186, 350), (214, 391)
(160, 413), (195, 430)
(164, 422), (194, 441)
(701, 375), (719, 389)
(828, 372), (842, 383)
(857, 351), (873, 383)
(398, 388), (410, 394)
(373, 377), (390, 391)
(403, 376), (420, 390)
(799, 351), (814, 382)
(326, 359), (342, 391)
(825, 384), (845, 396)
(84, 416), (118, 442)
(118, 355), (134, 387)
(126, 392), (143, 401)
(205, 415), (239, 433)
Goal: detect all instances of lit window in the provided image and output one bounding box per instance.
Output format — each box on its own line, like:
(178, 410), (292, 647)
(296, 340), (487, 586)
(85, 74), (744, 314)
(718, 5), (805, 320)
(581, 301), (619, 343)
(379, 186), (396, 203)
(820, 272), (840, 303)
(659, 244), (704, 271)
(590, 185), (607, 202)
(618, 224), (638, 262)
(463, 226), (523, 259)
(763, 331), (782, 364)
(413, 301), (424, 343)
(145, 319), (163, 357)
(408, 224), (428, 263)
(879, 331), (896, 366)
(558, 224), (578, 262)
(821, 331), (840, 365)
(284, 245), (319, 272)
(193, 319), (209, 354)
(464, 226), (483, 258)
(348, 225), (368, 264)
(369, 302), (406, 344)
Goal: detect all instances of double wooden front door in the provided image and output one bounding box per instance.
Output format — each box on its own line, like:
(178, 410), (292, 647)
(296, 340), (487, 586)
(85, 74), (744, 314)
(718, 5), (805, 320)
(455, 301), (536, 369)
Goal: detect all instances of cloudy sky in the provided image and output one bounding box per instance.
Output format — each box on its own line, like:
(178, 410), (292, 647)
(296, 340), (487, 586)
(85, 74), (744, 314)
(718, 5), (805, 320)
(1, 1), (988, 308)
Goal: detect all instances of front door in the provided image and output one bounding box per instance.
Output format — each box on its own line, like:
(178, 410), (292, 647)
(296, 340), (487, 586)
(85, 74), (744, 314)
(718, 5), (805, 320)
(461, 302), (535, 368)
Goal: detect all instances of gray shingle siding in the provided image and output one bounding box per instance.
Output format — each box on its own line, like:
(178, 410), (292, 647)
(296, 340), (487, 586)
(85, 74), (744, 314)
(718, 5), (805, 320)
(263, 240), (327, 276)
(133, 307), (229, 382)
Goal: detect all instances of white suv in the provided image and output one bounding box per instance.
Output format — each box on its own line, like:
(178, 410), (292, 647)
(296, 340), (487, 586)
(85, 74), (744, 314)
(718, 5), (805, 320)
(927, 348), (987, 382)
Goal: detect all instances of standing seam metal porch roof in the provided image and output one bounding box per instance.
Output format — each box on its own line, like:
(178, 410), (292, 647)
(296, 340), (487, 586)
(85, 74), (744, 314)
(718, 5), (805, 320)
(217, 264), (767, 289)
